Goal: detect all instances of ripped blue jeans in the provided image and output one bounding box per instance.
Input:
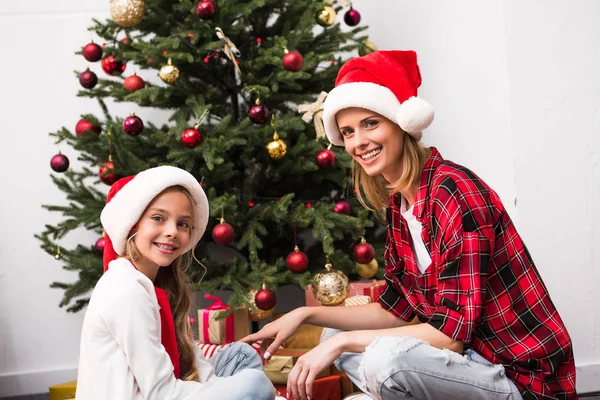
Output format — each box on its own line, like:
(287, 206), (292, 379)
(321, 329), (523, 400)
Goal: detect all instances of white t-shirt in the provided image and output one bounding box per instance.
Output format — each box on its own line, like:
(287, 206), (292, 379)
(401, 197), (432, 274)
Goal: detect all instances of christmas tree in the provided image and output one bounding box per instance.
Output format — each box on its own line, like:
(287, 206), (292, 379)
(36, 0), (384, 316)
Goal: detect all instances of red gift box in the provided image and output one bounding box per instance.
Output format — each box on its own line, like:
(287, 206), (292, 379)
(305, 280), (385, 307)
(274, 375), (342, 400)
(362, 280), (385, 302)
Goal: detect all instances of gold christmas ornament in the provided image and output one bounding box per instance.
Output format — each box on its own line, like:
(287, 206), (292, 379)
(315, 6), (336, 27)
(355, 259), (378, 279)
(54, 245), (62, 260)
(358, 39), (378, 57)
(266, 132), (287, 160)
(247, 289), (275, 322)
(110, 0), (144, 28)
(312, 261), (349, 306)
(159, 58), (180, 84)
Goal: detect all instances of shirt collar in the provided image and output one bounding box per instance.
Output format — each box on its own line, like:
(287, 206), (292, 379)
(413, 147), (444, 219)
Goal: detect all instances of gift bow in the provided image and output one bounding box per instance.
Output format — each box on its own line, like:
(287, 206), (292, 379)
(203, 294), (234, 344)
(298, 91), (328, 139)
(215, 27), (241, 74)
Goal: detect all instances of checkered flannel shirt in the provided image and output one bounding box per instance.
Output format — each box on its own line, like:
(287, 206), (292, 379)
(378, 147), (576, 399)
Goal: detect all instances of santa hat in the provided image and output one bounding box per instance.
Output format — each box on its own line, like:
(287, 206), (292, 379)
(322, 50), (434, 146)
(100, 165), (209, 271)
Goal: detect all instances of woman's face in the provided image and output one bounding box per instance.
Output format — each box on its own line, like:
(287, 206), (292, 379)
(337, 107), (405, 183)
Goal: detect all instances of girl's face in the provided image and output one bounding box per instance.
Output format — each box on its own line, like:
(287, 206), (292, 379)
(132, 187), (193, 279)
(337, 107), (405, 183)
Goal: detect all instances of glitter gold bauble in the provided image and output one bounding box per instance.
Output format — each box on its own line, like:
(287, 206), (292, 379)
(110, 0), (144, 28)
(358, 39), (377, 57)
(159, 58), (180, 84)
(266, 133), (287, 160)
(315, 6), (336, 27)
(312, 262), (349, 306)
(355, 259), (378, 279)
(248, 289), (275, 322)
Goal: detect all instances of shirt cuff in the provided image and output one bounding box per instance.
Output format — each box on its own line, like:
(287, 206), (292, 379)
(428, 306), (471, 344)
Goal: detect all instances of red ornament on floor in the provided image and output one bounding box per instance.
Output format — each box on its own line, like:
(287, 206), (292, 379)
(354, 238), (375, 264)
(83, 41), (103, 62)
(79, 69), (98, 89)
(316, 148), (336, 169)
(196, 0), (216, 19)
(286, 246), (309, 273)
(122, 113), (144, 136)
(282, 50), (304, 72)
(255, 287), (276, 310)
(123, 73), (145, 92)
(333, 200), (351, 215)
(50, 153), (69, 173)
(181, 126), (203, 148)
(75, 119), (101, 136)
(212, 219), (235, 245)
(101, 55), (125, 76)
(95, 237), (106, 255)
(98, 161), (122, 185)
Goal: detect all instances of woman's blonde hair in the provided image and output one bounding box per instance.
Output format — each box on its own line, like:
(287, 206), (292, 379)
(125, 185), (200, 382)
(352, 133), (431, 211)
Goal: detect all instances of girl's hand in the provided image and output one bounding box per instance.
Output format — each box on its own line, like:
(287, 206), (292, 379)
(286, 335), (345, 400)
(239, 308), (308, 360)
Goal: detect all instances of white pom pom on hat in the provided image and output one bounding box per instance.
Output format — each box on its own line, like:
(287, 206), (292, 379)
(322, 50), (434, 146)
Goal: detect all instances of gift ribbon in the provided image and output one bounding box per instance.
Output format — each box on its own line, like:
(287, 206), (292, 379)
(203, 294), (235, 344)
(298, 91), (328, 139)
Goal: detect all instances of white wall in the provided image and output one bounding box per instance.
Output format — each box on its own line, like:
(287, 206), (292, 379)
(0, 0), (597, 396)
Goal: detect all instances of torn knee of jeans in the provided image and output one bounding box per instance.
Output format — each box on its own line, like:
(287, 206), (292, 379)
(442, 348), (470, 366)
(495, 363), (506, 377)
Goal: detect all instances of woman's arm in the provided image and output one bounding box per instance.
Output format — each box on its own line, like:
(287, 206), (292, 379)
(302, 302), (407, 330)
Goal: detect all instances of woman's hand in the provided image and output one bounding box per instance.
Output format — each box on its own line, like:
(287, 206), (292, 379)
(239, 307), (308, 360)
(286, 334), (345, 400)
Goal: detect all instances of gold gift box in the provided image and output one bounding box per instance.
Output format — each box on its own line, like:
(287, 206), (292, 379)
(49, 380), (76, 400)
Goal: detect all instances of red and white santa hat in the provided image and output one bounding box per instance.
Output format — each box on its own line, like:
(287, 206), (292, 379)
(100, 166), (209, 267)
(323, 50), (434, 146)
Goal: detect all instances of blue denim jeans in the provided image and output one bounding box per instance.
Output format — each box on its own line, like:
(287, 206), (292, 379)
(322, 329), (523, 400)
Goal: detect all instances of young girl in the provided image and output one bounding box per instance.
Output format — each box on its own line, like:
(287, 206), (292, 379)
(242, 51), (577, 400)
(76, 165), (277, 400)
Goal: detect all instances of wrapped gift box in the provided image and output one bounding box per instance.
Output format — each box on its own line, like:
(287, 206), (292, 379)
(274, 374), (342, 400)
(49, 380), (77, 400)
(344, 295), (371, 307)
(198, 294), (249, 344)
(361, 280), (385, 302)
(266, 349), (331, 384)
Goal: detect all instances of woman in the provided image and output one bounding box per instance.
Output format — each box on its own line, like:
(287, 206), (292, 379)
(242, 51), (577, 400)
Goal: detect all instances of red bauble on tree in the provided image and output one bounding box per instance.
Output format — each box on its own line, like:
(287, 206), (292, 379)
(333, 200), (351, 215)
(248, 101), (269, 124)
(50, 153), (69, 173)
(123, 73), (146, 92)
(195, 0), (216, 19)
(75, 119), (101, 136)
(344, 8), (361, 26)
(286, 246), (309, 273)
(101, 55), (125, 76)
(316, 148), (336, 169)
(122, 112), (144, 136)
(98, 161), (122, 185)
(212, 218), (235, 245)
(354, 237), (375, 264)
(79, 68), (98, 89)
(255, 286), (276, 311)
(181, 125), (203, 148)
(95, 237), (106, 255)
(82, 41), (103, 62)
(282, 49), (304, 72)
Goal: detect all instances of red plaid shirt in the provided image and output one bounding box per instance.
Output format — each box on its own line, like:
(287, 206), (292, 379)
(378, 148), (576, 400)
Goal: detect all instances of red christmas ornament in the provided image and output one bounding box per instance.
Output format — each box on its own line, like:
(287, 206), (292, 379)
(98, 161), (122, 185)
(344, 8), (361, 26)
(75, 119), (101, 136)
(50, 153), (69, 173)
(101, 55), (125, 76)
(316, 148), (336, 169)
(286, 246), (309, 273)
(255, 287), (276, 311)
(196, 0), (216, 19)
(248, 103), (269, 124)
(79, 69), (98, 89)
(123, 73), (146, 92)
(354, 238), (375, 264)
(95, 237), (106, 255)
(82, 41), (103, 62)
(282, 50), (304, 72)
(212, 219), (235, 245)
(122, 113), (144, 136)
(333, 200), (351, 215)
(181, 126), (203, 148)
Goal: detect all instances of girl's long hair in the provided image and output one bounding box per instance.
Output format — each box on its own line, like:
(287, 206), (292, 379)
(125, 185), (200, 382)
